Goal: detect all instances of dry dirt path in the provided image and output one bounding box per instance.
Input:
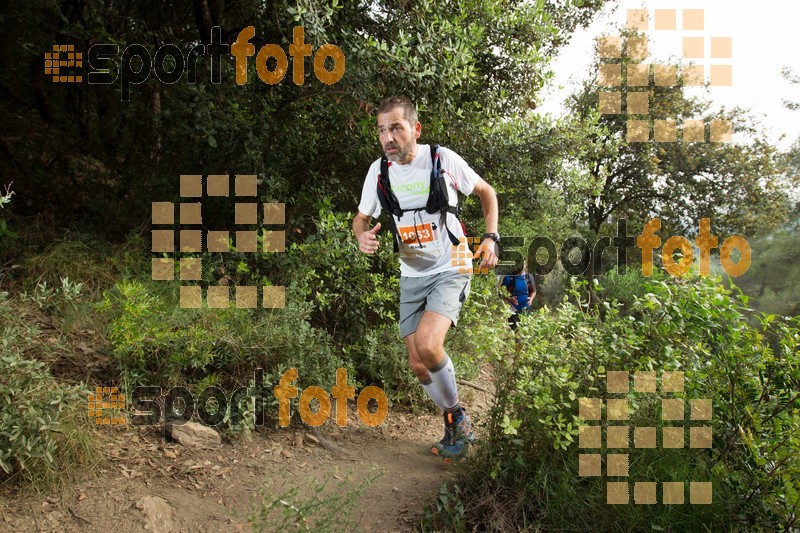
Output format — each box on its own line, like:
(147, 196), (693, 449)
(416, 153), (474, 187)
(0, 368), (493, 532)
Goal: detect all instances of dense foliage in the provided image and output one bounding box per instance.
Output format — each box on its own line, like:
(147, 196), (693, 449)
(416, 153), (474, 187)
(426, 272), (800, 531)
(0, 291), (91, 485)
(565, 32), (791, 239)
(1, 3), (798, 531)
(0, 0), (606, 240)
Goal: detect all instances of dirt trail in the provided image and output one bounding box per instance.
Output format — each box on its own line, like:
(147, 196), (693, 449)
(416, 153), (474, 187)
(0, 368), (493, 532)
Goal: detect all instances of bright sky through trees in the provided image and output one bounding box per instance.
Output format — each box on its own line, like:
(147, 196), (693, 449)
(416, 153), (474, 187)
(539, 0), (800, 150)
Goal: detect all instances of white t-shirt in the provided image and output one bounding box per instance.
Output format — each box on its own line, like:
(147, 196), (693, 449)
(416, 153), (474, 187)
(358, 144), (480, 277)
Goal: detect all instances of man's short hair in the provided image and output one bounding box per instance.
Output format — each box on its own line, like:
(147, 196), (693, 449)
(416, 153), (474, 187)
(377, 96), (418, 126)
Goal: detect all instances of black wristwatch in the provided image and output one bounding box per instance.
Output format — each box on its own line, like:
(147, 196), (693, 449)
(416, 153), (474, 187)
(482, 232), (501, 243)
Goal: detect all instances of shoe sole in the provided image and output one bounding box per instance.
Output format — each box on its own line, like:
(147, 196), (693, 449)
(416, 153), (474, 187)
(431, 440), (474, 455)
(433, 442), (469, 461)
(431, 436), (475, 456)
(439, 451), (467, 463)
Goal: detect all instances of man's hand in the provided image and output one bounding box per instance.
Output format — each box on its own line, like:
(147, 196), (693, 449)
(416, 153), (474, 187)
(476, 237), (499, 270)
(358, 222), (382, 254)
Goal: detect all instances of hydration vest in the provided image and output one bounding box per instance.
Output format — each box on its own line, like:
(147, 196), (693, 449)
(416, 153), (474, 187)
(376, 144), (465, 251)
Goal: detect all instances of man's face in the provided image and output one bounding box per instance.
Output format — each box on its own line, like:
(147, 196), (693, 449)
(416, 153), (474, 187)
(377, 107), (421, 164)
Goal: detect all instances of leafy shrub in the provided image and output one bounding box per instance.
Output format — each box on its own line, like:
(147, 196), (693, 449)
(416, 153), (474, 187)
(0, 350), (90, 484)
(99, 279), (342, 383)
(286, 205), (399, 347)
(0, 290), (92, 486)
(98, 279), (342, 430)
(98, 280), (217, 385)
(345, 324), (424, 407)
(427, 274), (800, 531)
(598, 267), (649, 309)
(20, 277), (84, 312)
(444, 272), (508, 377)
(0, 183), (15, 242)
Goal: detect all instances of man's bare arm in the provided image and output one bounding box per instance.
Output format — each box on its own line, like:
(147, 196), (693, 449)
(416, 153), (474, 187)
(472, 177), (499, 268)
(353, 212), (381, 254)
(472, 177), (498, 234)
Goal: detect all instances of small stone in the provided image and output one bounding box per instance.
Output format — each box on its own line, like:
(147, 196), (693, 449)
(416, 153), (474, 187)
(135, 496), (173, 532)
(163, 449), (176, 459)
(165, 421), (221, 448)
(281, 449), (292, 459)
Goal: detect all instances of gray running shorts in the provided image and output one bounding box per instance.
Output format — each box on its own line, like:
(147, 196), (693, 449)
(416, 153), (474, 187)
(399, 270), (472, 338)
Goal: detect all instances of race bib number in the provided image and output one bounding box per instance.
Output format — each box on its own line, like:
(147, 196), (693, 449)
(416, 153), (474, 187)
(398, 223), (434, 245)
(396, 219), (446, 270)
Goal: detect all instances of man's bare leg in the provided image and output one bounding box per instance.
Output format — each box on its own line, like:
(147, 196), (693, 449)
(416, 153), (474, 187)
(406, 311), (473, 457)
(411, 311), (460, 409)
(405, 333), (443, 410)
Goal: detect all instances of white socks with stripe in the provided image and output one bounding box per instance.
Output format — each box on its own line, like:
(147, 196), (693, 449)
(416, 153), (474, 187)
(427, 355), (460, 411)
(420, 379), (446, 411)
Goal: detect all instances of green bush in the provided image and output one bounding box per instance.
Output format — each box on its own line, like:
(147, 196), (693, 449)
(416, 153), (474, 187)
(0, 291), (92, 485)
(426, 274), (800, 531)
(286, 206), (399, 347)
(346, 324), (425, 408)
(100, 280), (337, 382)
(444, 272), (508, 377)
(0, 351), (90, 484)
(98, 279), (343, 430)
(0, 183), (15, 242)
(598, 267), (649, 309)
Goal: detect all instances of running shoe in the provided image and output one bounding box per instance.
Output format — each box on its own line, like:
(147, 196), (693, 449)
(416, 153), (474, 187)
(431, 407), (474, 459)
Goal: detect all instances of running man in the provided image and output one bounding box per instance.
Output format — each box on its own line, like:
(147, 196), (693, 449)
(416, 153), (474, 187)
(499, 261), (536, 330)
(352, 96), (499, 459)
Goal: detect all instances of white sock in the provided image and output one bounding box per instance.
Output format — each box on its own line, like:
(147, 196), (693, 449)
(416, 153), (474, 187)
(420, 378), (446, 410)
(428, 355), (459, 411)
